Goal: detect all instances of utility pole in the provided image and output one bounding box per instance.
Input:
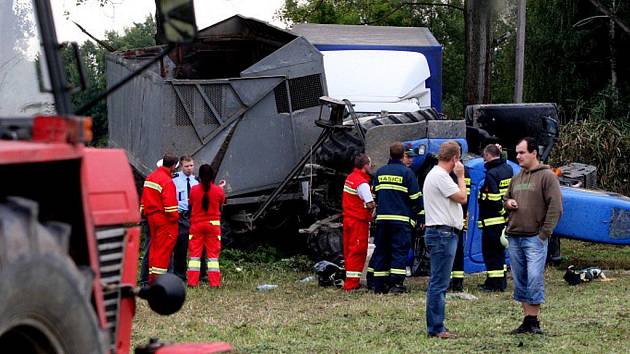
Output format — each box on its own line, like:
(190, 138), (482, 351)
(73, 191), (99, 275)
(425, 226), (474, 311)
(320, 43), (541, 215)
(513, 0), (526, 103)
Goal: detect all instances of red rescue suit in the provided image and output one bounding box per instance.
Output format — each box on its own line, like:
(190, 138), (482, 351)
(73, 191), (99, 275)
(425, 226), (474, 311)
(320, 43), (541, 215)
(341, 168), (373, 290)
(187, 183), (225, 287)
(141, 166), (179, 283)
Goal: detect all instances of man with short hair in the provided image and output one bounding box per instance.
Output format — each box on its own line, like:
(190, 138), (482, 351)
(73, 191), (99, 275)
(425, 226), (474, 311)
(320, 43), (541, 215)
(171, 155), (199, 281)
(478, 144), (513, 291)
(141, 154), (180, 283)
(423, 140), (467, 339)
(371, 142), (421, 294)
(341, 153), (375, 291)
(505, 137), (562, 334)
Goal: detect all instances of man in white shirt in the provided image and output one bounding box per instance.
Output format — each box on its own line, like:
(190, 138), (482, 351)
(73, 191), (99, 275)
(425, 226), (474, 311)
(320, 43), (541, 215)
(423, 141), (467, 339)
(171, 155), (199, 281)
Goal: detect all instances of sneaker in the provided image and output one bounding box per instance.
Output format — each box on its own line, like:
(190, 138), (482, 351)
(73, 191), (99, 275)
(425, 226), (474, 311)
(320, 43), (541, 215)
(429, 331), (458, 339)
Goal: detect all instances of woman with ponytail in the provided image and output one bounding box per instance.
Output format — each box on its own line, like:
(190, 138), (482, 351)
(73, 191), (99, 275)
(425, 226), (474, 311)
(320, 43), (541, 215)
(187, 164), (225, 287)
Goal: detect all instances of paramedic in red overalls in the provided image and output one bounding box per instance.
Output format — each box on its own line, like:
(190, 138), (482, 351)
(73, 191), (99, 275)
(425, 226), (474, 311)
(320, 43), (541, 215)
(342, 153), (375, 291)
(187, 164), (226, 287)
(141, 154), (180, 284)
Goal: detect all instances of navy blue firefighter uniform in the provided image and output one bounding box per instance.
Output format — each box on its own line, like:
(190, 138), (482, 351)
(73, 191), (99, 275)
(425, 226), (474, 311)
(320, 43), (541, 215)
(371, 159), (422, 293)
(449, 169), (471, 291)
(478, 157), (513, 291)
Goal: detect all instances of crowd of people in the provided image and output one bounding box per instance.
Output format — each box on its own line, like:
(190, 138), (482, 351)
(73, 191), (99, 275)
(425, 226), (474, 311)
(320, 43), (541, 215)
(139, 136), (562, 339)
(341, 138), (562, 338)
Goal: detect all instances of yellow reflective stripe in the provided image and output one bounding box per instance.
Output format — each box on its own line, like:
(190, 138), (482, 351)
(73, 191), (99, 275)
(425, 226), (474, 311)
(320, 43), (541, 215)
(373, 271), (390, 277)
(377, 175), (403, 184)
(487, 270), (505, 278)
(189, 234), (193, 240)
(451, 271), (465, 278)
(367, 267), (374, 273)
(164, 206), (179, 212)
(343, 185), (358, 195)
(150, 267), (167, 275)
(478, 216), (507, 228)
(144, 181), (162, 193)
(346, 271), (361, 278)
(499, 178), (512, 188)
(207, 261), (220, 269)
(418, 210), (425, 215)
(480, 193), (503, 201)
(210, 220), (221, 226)
(409, 191), (422, 200)
(375, 184), (408, 193)
(410, 219), (417, 227)
(188, 259), (201, 268)
(390, 268), (406, 275)
(375, 215), (410, 223)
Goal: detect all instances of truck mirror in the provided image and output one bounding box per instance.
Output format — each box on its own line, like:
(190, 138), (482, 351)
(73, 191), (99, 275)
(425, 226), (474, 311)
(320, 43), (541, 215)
(137, 273), (186, 315)
(156, 0), (197, 44)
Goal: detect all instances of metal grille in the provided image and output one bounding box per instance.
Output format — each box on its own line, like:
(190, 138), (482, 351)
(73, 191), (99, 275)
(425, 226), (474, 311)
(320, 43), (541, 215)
(96, 227), (126, 352)
(275, 74), (323, 113)
(175, 86), (194, 126)
(274, 82), (290, 113)
(204, 84), (223, 117)
(289, 74), (323, 111)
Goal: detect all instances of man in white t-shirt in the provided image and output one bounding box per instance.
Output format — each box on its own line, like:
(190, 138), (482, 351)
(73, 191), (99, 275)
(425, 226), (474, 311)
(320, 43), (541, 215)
(423, 140), (467, 339)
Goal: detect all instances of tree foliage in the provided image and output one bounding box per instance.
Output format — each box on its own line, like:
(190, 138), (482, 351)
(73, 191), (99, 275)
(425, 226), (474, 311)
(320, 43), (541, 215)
(63, 16), (156, 146)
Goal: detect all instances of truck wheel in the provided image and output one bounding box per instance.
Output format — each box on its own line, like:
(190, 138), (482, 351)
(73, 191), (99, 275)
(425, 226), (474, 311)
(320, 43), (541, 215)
(316, 109), (442, 171)
(307, 226), (344, 266)
(0, 197), (105, 354)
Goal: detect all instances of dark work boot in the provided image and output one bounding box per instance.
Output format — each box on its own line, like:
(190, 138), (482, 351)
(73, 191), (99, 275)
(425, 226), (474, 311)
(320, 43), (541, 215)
(528, 317), (544, 334)
(510, 316), (532, 334)
(479, 277), (505, 292)
(388, 284), (407, 294)
(448, 278), (464, 292)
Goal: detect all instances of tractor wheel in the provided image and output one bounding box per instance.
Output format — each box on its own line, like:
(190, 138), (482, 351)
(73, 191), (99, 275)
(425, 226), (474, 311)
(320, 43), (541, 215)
(316, 109), (443, 172)
(0, 197), (105, 354)
(307, 225), (344, 266)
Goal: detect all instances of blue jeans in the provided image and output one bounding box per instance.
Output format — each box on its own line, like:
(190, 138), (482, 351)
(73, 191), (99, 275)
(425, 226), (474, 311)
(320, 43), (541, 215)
(425, 226), (458, 335)
(508, 235), (548, 305)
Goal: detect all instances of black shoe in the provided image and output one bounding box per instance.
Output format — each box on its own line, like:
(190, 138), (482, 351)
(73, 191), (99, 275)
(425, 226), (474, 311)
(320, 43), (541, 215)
(449, 279), (464, 292)
(510, 317), (531, 334)
(478, 284), (503, 292)
(388, 284), (407, 294)
(528, 318), (544, 334)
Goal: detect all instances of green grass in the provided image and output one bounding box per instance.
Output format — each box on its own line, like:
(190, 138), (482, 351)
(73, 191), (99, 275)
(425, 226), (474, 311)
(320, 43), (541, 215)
(132, 241), (630, 353)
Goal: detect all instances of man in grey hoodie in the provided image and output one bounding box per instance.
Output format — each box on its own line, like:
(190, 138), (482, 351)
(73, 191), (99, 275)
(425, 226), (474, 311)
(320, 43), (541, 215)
(504, 137), (563, 334)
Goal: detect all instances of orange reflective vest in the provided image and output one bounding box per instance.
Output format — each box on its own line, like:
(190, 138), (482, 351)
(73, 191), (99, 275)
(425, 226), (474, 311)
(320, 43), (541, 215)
(342, 168), (373, 222)
(141, 166), (179, 222)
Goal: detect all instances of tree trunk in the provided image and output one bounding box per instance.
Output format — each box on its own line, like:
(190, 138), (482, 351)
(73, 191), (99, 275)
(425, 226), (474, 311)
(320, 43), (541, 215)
(513, 0), (526, 103)
(464, 0), (494, 106)
(154, 0), (166, 45)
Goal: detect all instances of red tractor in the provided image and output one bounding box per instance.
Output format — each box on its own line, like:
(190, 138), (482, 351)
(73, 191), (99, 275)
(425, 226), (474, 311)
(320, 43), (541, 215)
(0, 1), (231, 353)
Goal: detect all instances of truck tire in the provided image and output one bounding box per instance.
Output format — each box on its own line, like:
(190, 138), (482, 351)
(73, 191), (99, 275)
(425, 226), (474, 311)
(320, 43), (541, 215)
(0, 197), (105, 354)
(316, 108), (443, 172)
(307, 226), (344, 266)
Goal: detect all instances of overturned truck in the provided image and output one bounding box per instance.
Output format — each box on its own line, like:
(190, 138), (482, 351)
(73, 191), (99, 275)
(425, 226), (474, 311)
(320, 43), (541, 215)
(107, 16), (449, 253)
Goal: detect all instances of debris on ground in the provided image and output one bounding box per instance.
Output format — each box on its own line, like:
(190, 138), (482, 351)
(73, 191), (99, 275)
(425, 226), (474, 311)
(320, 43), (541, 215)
(563, 265), (607, 285)
(256, 284), (279, 291)
(446, 292), (478, 301)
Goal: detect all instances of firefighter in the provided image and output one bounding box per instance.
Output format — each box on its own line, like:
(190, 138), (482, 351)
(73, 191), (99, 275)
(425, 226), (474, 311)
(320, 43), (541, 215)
(371, 142), (422, 294)
(341, 153), (375, 291)
(141, 154), (180, 284)
(478, 144), (513, 291)
(187, 164), (226, 287)
(449, 168), (471, 292)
